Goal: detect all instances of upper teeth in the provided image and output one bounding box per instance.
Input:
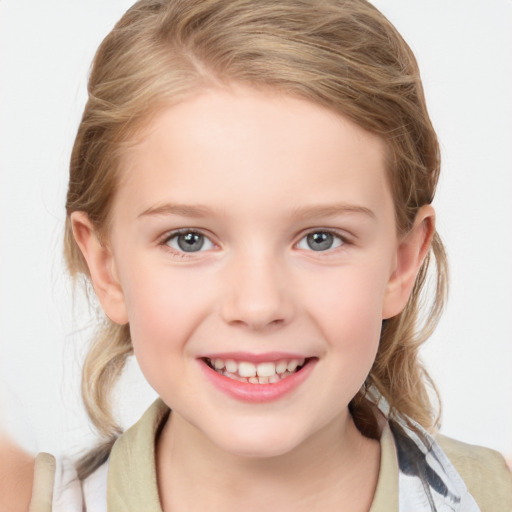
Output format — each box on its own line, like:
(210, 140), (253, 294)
(209, 358), (305, 378)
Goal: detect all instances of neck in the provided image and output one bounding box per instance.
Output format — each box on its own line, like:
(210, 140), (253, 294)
(156, 410), (380, 512)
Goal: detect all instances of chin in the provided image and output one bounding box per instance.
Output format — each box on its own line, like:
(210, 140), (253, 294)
(205, 418), (308, 459)
(216, 434), (301, 459)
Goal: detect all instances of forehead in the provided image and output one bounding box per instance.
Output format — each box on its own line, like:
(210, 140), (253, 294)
(114, 86), (392, 222)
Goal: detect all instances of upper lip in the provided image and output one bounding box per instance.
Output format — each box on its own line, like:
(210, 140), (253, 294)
(199, 352), (314, 363)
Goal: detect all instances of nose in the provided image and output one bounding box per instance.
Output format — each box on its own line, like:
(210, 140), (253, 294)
(220, 251), (295, 331)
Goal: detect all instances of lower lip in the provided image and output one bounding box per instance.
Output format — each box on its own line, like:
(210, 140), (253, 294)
(199, 359), (316, 403)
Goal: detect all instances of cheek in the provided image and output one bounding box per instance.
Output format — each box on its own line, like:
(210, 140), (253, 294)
(313, 259), (388, 309)
(303, 262), (388, 355)
(120, 263), (215, 367)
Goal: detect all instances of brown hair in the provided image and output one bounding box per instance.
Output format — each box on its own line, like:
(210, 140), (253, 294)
(65, 0), (447, 479)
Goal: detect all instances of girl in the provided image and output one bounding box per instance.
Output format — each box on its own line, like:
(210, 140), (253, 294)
(27, 0), (511, 510)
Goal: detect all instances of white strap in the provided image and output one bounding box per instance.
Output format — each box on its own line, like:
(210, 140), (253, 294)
(82, 460), (109, 512)
(52, 458), (83, 512)
(52, 458), (109, 512)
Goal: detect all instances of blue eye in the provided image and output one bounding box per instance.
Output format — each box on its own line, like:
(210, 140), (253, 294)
(166, 231), (214, 253)
(297, 231), (344, 251)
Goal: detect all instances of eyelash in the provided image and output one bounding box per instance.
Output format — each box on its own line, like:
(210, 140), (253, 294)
(159, 228), (350, 258)
(160, 229), (215, 258)
(296, 230), (348, 253)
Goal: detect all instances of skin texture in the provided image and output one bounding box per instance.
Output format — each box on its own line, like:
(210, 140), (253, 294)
(72, 86), (434, 511)
(0, 435), (34, 512)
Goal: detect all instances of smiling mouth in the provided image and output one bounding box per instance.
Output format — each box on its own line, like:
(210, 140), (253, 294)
(203, 357), (312, 384)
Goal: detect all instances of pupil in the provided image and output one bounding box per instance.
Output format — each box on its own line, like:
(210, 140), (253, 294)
(178, 233), (204, 252)
(307, 232), (333, 251)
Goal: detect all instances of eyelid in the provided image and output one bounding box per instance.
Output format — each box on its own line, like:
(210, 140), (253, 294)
(295, 228), (350, 251)
(160, 228), (217, 255)
(161, 227), (209, 242)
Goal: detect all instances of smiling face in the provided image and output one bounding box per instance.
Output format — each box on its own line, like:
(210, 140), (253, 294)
(73, 86), (432, 458)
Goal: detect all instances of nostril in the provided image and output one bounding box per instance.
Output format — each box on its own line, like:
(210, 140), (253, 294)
(226, 316), (287, 331)
(220, 273), (294, 330)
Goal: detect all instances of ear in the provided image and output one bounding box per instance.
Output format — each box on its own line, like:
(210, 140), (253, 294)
(70, 211), (129, 325)
(382, 205), (436, 319)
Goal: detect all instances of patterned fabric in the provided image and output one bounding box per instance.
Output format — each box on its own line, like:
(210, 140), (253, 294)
(367, 385), (481, 512)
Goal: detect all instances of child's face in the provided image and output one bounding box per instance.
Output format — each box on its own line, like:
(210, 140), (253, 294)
(92, 86), (416, 457)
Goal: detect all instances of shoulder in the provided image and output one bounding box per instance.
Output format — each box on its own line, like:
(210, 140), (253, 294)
(0, 439), (34, 512)
(436, 434), (512, 510)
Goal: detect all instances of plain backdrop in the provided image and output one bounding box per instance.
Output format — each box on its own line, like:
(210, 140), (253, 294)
(1, 0), (511, 459)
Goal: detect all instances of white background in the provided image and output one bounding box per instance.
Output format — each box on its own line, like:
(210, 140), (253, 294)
(0, 0), (511, 460)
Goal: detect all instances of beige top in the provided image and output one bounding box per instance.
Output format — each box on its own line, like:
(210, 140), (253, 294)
(30, 399), (512, 511)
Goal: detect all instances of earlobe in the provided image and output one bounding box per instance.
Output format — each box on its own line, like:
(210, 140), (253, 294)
(382, 205), (436, 319)
(70, 212), (129, 325)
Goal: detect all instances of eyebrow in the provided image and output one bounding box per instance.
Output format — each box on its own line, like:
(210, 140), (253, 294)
(138, 202), (376, 221)
(290, 203), (376, 221)
(138, 203), (217, 219)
